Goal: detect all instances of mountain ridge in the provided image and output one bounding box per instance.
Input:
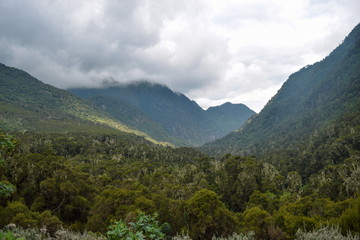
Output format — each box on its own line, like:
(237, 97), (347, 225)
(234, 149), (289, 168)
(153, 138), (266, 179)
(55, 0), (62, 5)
(201, 23), (360, 176)
(0, 63), (255, 146)
(0, 63), (169, 145)
(69, 81), (255, 146)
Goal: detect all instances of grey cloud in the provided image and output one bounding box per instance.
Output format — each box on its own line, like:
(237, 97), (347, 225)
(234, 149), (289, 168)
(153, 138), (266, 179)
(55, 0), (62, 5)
(0, 0), (359, 111)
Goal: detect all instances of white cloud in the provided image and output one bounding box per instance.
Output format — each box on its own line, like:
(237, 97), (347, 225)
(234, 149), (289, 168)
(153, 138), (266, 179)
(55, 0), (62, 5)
(0, 0), (359, 112)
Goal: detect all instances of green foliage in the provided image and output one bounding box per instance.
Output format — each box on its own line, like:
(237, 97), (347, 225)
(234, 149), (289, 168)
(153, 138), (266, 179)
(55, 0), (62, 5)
(106, 220), (130, 240)
(339, 197), (360, 235)
(0, 133), (16, 197)
(160, 222), (173, 236)
(0, 183), (15, 198)
(247, 191), (279, 214)
(219, 156), (261, 212)
(0, 119), (359, 240)
(241, 207), (271, 238)
(0, 229), (25, 240)
(106, 213), (165, 240)
(87, 186), (146, 233)
(185, 189), (239, 240)
(0, 133), (17, 152)
(0, 201), (61, 235)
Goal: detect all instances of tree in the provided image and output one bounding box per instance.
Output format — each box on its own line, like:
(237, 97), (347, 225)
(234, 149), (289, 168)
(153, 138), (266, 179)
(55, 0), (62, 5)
(241, 207), (271, 239)
(0, 201), (61, 235)
(185, 189), (239, 240)
(220, 156), (260, 211)
(87, 185), (148, 233)
(339, 197), (360, 235)
(0, 133), (16, 197)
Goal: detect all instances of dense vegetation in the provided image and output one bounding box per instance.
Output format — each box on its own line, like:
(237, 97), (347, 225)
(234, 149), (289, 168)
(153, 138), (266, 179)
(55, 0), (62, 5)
(0, 131), (359, 239)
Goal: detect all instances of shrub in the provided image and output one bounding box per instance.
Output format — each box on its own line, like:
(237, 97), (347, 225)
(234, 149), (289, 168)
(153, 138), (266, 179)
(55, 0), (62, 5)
(171, 232), (256, 240)
(211, 232), (255, 240)
(295, 225), (358, 240)
(106, 212), (165, 240)
(339, 197), (360, 235)
(0, 224), (105, 240)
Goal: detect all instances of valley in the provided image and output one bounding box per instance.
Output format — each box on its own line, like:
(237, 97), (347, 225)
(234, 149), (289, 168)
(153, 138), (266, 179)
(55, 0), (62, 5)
(0, 23), (359, 240)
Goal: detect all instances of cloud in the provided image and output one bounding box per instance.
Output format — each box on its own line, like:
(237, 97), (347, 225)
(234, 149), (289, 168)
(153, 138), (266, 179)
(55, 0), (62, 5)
(0, 0), (359, 112)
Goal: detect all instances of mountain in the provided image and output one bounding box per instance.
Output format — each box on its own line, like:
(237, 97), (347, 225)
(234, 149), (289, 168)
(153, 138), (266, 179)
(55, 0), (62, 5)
(0, 63), (255, 147)
(84, 94), (180, 145)
(206, 102), (255, 135)
(0, 63), (166, 145)
(202, 23), (360, 175)
(69, 82), (255, 146)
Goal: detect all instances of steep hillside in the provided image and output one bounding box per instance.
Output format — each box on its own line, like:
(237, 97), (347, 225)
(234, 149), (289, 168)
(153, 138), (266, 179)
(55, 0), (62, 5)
(69, 82), (255, 146)
(202, 23), (360, 175)
(85, 95), (181, 145)
(0, 63), (165, 145)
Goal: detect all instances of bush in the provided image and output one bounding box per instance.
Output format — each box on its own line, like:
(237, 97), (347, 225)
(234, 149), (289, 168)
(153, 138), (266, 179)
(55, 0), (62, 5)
(171, 232), (255, 240)
(0, 224), (105, 240)
(211, 232), (255, 240)
(339, 197), (360, 235)
(106, 212), (165, 240)
(0, 224), (41, 240)
(295, 225), (358, 240)
(0, 201), (62, 236)
(0, 230), (25, 240)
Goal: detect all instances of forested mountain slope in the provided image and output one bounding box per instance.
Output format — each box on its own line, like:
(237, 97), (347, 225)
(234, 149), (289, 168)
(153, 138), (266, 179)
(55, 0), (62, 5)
(0, 63), (164, 144)
(202, 23), (360, 176)
(84, 94), (179, 145)
(69, 82), (255, 146)
(206, 102), (255, 135)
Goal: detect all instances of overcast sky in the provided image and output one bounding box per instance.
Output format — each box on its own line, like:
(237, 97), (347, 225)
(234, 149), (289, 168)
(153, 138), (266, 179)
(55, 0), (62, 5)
(0, 0), (359, 112)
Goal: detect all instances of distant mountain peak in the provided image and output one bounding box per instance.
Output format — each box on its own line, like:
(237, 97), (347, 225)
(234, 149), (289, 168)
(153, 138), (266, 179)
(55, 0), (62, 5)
(207, 102), (252, 112)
